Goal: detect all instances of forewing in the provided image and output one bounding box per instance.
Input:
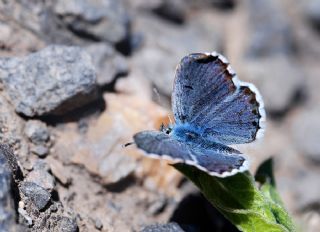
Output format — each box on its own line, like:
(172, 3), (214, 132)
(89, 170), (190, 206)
(133, 130), (194, 163)
(133, 130), (249, 177)
(172, 52), (265, 144)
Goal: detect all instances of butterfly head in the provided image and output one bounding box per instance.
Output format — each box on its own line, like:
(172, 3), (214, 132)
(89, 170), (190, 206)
(160, 123), (173, 135)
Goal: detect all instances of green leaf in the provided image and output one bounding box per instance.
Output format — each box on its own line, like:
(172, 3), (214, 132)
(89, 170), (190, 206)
(174, 162), (296, 232)
(255, 158), (296, 231)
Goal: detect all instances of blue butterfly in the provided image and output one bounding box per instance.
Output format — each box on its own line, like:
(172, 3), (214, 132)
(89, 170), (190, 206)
(133, 52), (266, 177)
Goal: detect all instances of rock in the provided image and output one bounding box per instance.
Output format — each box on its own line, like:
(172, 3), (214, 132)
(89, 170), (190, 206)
(226, 0), (304, 115)
(115, 70), (153, 99)
(243, 56), (304, 114)
(33, 159), (50, 172)
(24, 120), (50, 145)
(53, 93), (182, 193)
(245, 0), (294, 57)
(40, 8), (87, 46)
(31, 145), (49, 157)
(18, 200), (33, 226)
(292, 110), (320, 163)
(131, 13), (221, 96)
(141, 223), (185, 232)
(0, 95), (29, 163)
(85, 43), (128, 86)
(0, 144), (24, 182)
(46, 156), (71, 185)
(304, 0), (320, 30)
(210, 0), (235, 9)
(94, 218), (103, 230)
(0, 1), (84, 47)
(0, 0), (46, 35)
(54, 216), (78, 232)
(69, 93), (171, 185)
(54, 0), (129, 44)
(152, 0), (187, 24)
(26, 161), (55, 192)
(68, 93), (147, 184)
(125, 0), (164, 11)
(24, 120), (51, 157)
(0, 20), (45, 57)
(0, 145), (18, 231)
(147, 196), (167, 216)
(20, 181), (51, 210)
(0, 45), (98, 117)
(25, 169), (55, 192)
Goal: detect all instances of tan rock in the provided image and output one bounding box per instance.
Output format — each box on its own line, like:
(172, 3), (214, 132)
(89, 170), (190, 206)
(46, 156), (71, 185)
(54, 93), (182, 194)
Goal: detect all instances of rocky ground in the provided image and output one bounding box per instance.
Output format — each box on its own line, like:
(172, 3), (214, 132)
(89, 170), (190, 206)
(0, 0), (320, 231)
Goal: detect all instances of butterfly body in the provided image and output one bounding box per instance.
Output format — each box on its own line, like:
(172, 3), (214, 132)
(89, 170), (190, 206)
(171, 123), (203, 143)
(133, 52), (265, 177)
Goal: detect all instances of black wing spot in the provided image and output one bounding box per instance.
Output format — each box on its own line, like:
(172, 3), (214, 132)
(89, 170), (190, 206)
(184, 85), (193, 90)
(252, 109), (258, 115)
(181, 115), (187, 121)
(194, 54), (219, 63)
(252, 121), (258, 127)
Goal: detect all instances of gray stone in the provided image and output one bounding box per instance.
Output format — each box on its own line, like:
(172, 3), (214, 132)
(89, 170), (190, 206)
(94, 218), (103, 230)
(243, 56), (304, 114)
(0, 144), (23, 182)
(0, 145), (18, 231)
(246, 0), (294, 57)
(55, 217), (78, 232)
(152, 0), (187, 24)
(33, 159), (50, 172)
(26, 168), (55, 192)
(0, 45), (98, 117)
(20, 181), (51, 210)
(141, 223), (185, 232)
(31, 145), (49, 157)
(24, 120), (50, 145)
(54, 0), (129, 44)
(85, 43), (128, 86)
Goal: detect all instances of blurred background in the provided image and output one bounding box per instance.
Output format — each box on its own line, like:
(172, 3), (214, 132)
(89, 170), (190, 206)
(0, 0), (319, 231)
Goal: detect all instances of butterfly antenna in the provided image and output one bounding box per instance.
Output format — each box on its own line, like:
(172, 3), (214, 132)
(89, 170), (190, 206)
(153, 87), (161, 105)
(122, 142), (135, 148)
(153, 87), (173, 125)
(168, 114), (173, 125)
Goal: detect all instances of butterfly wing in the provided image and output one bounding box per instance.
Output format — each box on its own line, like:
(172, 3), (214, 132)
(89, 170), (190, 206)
(133, 131), (248, 177)
(172, 52), (265, 145)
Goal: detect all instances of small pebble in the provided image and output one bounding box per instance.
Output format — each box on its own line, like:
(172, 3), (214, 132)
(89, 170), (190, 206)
(31, 145), (49, 157)
(24, 120), (50, 144)
(20, 182), (51, 210)
(95, 218), (103, 230)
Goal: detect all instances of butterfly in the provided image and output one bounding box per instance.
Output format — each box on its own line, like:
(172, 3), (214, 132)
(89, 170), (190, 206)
(133, 52), (265, 177)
